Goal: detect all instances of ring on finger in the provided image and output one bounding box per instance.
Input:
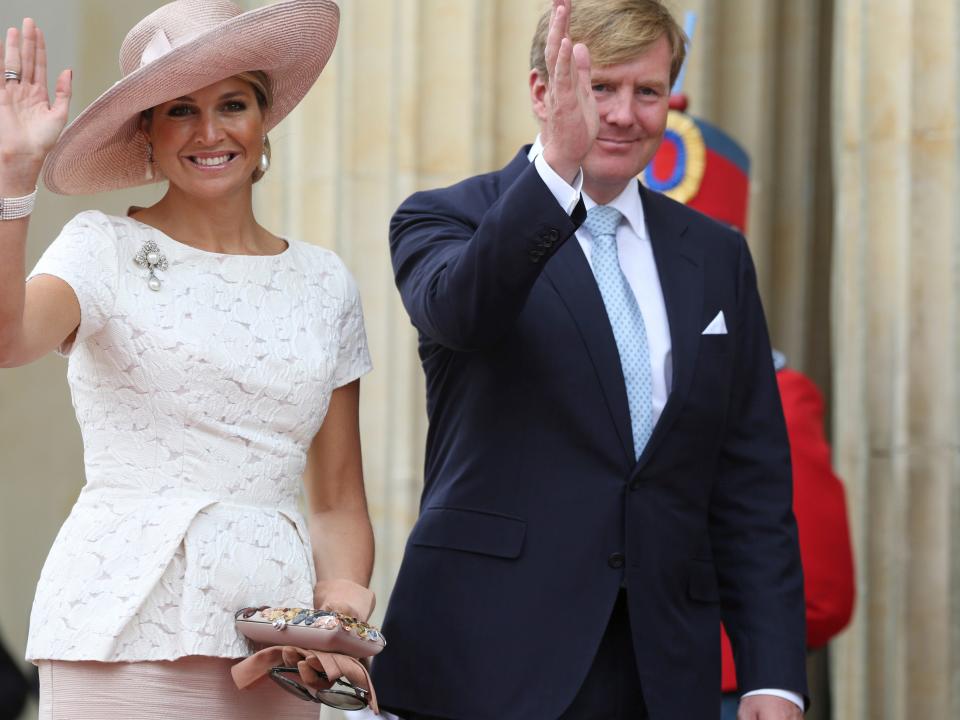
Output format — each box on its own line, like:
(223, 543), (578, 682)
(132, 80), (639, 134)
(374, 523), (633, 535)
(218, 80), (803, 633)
(3, 69), (22, 83)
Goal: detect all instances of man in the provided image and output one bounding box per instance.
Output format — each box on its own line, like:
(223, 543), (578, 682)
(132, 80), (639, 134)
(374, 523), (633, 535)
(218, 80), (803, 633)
(372, 1), (807, 718)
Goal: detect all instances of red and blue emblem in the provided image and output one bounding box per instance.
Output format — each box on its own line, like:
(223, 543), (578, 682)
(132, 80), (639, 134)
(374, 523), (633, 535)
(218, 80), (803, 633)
(642, 101), (751, 232)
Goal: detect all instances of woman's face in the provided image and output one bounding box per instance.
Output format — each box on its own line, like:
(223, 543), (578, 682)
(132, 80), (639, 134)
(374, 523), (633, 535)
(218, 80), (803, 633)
(144, 77), (265, 199)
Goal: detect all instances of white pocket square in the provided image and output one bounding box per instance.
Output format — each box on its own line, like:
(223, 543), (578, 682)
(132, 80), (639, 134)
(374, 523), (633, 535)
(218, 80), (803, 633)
(702, 311), (727, 335)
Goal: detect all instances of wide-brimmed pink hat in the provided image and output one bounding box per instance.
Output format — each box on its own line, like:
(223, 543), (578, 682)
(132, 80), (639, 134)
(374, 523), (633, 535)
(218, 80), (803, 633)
(42, 0), (339, 195)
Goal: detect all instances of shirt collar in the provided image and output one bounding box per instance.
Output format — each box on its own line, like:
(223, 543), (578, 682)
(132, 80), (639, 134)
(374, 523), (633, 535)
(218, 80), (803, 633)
(528, 135), (545, 162)
(528, 135), (648, 240)
(584, 182), (647, 241)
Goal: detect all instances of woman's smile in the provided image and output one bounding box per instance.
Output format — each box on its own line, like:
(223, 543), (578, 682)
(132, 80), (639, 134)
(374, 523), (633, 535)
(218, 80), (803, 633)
(185, 151), (241, 170)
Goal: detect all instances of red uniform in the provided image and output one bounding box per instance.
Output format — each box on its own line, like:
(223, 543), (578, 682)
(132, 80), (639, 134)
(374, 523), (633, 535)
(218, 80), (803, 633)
(721, 368), (856, 691)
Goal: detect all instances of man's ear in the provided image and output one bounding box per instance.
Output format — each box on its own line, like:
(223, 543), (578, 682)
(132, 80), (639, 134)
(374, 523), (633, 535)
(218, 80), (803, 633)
(529, 68), (549, 123)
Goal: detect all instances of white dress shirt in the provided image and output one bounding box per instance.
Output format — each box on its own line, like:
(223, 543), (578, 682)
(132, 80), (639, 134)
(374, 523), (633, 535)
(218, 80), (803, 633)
(528, 138), (672, 427)
(528, 137), (805, 715)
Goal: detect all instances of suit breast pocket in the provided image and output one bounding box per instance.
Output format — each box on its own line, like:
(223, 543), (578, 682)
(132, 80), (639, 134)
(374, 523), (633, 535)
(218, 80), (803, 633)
(674, 333), (735, 434)
(699, 333), (730, 356)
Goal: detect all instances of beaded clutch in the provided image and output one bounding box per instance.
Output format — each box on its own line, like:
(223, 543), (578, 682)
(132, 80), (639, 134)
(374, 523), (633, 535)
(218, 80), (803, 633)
(235, 606), (386, 658)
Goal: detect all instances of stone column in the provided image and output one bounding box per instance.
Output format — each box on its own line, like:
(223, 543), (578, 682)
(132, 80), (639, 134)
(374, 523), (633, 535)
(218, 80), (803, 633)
(831, 0), (960, 718)
(682, 0), (834, 382)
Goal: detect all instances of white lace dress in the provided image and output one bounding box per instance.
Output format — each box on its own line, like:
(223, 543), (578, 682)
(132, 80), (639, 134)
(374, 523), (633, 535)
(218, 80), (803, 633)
(24, 211), (372, 662)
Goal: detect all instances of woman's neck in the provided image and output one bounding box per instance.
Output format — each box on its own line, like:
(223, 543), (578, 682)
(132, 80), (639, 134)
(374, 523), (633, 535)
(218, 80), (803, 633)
(131, 184), (284, 256)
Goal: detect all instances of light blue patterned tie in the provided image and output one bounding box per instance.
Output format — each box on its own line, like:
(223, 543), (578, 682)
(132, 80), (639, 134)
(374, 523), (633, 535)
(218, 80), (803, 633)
(583, 205), (654, 460)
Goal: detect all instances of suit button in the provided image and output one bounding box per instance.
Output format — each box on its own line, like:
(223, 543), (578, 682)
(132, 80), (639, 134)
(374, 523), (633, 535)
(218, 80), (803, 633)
(630, 479), (641, 491)
(608, 552), (625, 569)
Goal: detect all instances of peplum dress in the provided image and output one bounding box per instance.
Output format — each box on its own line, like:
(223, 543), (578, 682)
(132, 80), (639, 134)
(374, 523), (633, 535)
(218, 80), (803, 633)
(24, 210), (372, 662)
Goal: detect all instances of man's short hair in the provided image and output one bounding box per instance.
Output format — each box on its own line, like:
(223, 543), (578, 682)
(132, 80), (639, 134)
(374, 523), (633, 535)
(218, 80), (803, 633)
(530, 0), (687, 86)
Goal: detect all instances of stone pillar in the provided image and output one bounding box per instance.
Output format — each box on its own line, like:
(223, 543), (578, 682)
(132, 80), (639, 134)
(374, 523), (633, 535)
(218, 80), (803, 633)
(831, 0), (960, 718)
(683, 0), (834, 383)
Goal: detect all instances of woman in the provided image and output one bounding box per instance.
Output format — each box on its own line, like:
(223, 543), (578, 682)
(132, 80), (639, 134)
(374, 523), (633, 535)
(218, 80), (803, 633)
(0, 1), (376, 717)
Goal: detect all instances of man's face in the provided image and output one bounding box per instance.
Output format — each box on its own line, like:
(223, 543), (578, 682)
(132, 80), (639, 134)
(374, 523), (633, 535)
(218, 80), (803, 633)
(580, 36), (673, 202)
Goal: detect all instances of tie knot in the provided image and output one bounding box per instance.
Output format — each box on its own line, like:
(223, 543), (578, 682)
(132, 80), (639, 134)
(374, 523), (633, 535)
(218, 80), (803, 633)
(584, 205), (623, 244)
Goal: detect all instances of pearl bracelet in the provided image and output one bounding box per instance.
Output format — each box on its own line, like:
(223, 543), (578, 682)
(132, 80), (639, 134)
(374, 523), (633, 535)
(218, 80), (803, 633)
(0, 186), (38, 221)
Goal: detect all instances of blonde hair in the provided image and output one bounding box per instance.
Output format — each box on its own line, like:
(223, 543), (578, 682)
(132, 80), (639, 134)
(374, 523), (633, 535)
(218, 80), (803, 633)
(235, 71), (273, 184)
(530, 0), (686, 85)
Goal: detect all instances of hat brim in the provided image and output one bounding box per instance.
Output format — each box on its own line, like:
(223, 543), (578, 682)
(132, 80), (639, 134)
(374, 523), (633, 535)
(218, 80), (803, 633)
(43, 0), (339, 195)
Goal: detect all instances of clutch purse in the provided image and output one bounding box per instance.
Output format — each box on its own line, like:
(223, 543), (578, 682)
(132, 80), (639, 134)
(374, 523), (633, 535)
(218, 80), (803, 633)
(235, 606), (386, 658)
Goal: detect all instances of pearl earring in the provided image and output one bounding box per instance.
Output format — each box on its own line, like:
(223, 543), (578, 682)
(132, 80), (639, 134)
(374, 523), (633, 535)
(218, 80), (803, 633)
(258, 136), (270, 174)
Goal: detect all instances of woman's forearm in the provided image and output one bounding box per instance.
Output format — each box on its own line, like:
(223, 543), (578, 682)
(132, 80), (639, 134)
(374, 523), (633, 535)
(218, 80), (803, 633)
(309, 504), (374, 587)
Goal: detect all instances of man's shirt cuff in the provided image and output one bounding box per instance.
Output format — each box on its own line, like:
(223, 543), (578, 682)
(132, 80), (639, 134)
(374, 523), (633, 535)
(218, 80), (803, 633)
(533, 152), (582, 215)
(741, 688), (804, 711)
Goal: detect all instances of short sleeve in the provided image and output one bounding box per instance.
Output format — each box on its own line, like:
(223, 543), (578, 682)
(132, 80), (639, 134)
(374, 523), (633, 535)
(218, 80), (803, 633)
(332, 262), (373, 388)
(27, 210), (121, 355)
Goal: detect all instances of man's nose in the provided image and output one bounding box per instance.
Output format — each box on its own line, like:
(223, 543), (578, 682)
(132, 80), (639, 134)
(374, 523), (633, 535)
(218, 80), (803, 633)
(603, 89), (635, 126)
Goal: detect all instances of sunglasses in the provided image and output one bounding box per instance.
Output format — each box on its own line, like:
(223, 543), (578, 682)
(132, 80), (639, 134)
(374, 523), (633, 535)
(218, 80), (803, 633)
(269, 666), (369, 711)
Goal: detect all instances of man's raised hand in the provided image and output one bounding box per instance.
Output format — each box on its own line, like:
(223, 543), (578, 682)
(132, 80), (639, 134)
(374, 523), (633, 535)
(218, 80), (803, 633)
(540, 0), (598, 185)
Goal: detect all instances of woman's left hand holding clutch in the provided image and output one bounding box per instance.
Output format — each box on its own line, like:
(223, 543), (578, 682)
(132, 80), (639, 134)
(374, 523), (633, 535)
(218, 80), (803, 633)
(314, 578), (376, 622)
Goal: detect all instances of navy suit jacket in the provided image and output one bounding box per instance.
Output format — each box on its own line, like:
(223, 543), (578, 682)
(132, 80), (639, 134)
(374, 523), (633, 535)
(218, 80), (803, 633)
(372, 148), (807, 719)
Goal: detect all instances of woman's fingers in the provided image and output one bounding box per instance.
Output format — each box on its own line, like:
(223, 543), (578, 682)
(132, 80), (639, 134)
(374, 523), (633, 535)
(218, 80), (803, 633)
(34, 27), (47, 90)
(4, 27), (20, 79)
(280, 645), (306, 667)
(314, 579), (376, 622)
(20, 19), (35, 86)
(52, 68), (72, 119)
(1, 22), (71, 117)
(297, 658), (332, 690)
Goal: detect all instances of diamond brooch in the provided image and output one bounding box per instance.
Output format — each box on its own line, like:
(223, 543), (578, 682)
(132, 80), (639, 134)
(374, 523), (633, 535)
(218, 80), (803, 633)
(134, 240), (168, 291)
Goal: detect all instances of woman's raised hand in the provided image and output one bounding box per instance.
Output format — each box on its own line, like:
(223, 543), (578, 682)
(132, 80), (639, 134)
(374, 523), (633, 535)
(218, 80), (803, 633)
(0, 18), (72, 190)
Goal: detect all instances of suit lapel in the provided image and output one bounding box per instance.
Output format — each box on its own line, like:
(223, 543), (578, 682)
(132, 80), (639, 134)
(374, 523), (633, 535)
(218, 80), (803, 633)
(635, 184), (703, 468)
(543, 235), (635, 464)
(536, 175), (705, 468)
